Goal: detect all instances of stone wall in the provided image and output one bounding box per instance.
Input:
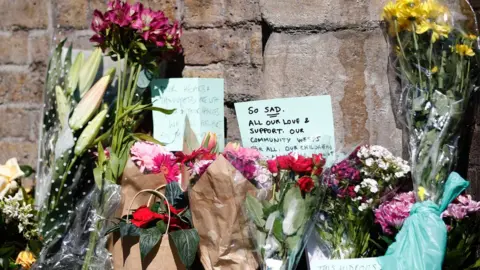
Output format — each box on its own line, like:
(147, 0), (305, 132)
(2, 0), (480, 198)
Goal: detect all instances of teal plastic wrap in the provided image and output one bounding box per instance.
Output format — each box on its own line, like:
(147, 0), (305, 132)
(377, 172), (469, 270)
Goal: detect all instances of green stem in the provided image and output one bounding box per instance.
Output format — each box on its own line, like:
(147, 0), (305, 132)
(394, 20), (406, 59)
(411, 24), (424, 89)
(438, 50), (447, 89)
(52, 155), (78, 210)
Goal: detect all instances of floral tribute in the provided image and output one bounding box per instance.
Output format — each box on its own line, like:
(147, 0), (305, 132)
(317, 145), (410, 259)
(0, 158), (40, 270)
(108, 141), (199, 269)
(245, 151), (326, 269)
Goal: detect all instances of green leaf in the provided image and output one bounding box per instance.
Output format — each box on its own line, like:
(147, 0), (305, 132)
(119, 222), (141, 237)
(169, 229), (200, 268)
(255, 230), (267, 251)
(144, 106), (175, 115)
(272, 217), (284, 242)
(166, 182), (183, 206)
(179, 209), (193, 226)
(156, 220), (167, 234)
(285, 233), (302, 265)
(139, 226), (163, 259)
(265, 211), (280, 231)
(19, 165), (34, 178)
(150, 201), (166, 214)
(282, 186), (306, 235)
(105, 224), (121, 235)
(0, 247), (14, 257)
(97, 142), (106, 165)
(93, 166), (104, 189)
(132, 133), (165, 146)
(245, 194), (265, 228)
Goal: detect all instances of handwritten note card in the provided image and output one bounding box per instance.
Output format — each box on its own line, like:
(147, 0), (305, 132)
(235, 96), (335, 162)
(151, 78), (224, 151)
(310, 258), (382, 270)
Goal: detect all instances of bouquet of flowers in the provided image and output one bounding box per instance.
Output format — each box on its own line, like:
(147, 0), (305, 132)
(380, 1), (479, 267)
(243, 151), (326, 270)
(316, 145), (409, 259)
(34, 0), (182, 269)
(0, 158), (39, 270)
(375, 191), (480, 269)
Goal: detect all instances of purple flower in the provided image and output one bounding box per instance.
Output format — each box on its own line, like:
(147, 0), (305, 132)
(441, 194), (480, 220)
(374, 192), (415, 235)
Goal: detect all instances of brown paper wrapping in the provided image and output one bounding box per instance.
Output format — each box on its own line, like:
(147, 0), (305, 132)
(108, 159), (186, 270)
(189, 155), (259, 270)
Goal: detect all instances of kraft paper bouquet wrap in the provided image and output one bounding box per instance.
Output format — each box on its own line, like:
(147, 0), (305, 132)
(33, 1), (182, 269)
(380, 0), (480, 268)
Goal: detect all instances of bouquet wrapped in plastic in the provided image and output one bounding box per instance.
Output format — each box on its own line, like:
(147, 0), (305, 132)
(380, 0), (479, 268)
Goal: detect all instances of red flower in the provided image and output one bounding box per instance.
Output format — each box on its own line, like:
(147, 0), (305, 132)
(297, 176), (315, 193)
(276, 155), (292, 170)
(267, 159), (278, 174)
(291, 155), (313, 173)
(312, 154), (326, 167)
(131, 205), (165, 228)
(165, 201), (185, 216)
(168, 216), (190, 230)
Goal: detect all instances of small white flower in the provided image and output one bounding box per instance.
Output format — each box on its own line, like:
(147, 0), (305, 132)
(358, 203), (369, 211)
(366, 198), (373, 204)
(354, 185), (360, 193)
(395, 171), (405, 178)
(365, 158), (374, 167)
(378, 160), (388, 170)
(370, 185), (378, 193)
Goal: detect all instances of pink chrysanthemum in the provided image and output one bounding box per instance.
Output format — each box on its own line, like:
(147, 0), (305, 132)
(374, 192), (415, 235)
(442, 194), (480, 220)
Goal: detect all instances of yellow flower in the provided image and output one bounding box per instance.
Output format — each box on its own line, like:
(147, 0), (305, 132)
(463, 33), (477, 40)
(456, 44), (475, 56)
(397, 0), (424, 21)
(15, 251), (36, 270)
(421, 0), (449, 21)
(0, 158), (23, 199)
(418, 186), (427, 201)
(416, 20), (451, 42)
(431, 66), (438, 73)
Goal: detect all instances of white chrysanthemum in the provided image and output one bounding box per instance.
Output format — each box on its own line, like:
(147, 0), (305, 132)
(360, 178), (378, 193)
(354, 185), (360, 193)
(365, 158), (374, 167)
(358, 203), (369, 211)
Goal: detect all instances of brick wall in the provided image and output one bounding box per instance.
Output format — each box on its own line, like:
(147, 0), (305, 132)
(1, 0), (480, 199)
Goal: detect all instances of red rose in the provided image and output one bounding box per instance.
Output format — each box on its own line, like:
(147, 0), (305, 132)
(312, 154), (325, 167)
(276, 155), (292, 170)
(267, 159), (278, 174)
(297, 176), (315, 193)
(291, 155), (313, 173)
(312, 167), (324, 176)
(131, 205), (166, 228)
(165, 201), (186, 216)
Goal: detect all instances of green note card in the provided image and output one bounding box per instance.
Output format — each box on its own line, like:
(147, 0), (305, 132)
(234, 96), (335, 162)
(310, 258), (381, 270)
(151, 78), (225, 151)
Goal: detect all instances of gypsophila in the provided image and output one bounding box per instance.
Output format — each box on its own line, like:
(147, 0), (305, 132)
(0, 195), (38, 240)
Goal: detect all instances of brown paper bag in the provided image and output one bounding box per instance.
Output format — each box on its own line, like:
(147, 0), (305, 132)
(109, 159), (186, 270)
(189, 155), (259, 270)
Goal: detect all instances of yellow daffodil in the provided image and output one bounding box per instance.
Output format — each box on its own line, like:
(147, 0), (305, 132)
(418, 186), (427, 201)
(0, 158), (24, 199)
(416, 20), (451, 42)
(455, 44), (475, 56)
(15, 251), (36, 270)
(431, 66), (438, 73)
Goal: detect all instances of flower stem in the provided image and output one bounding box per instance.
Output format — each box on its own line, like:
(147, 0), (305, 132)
(411, 24), (424, 89)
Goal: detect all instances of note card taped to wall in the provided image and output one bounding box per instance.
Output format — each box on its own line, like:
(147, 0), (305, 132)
(151, 78), (225, 151)
(235, 96), (335, 163)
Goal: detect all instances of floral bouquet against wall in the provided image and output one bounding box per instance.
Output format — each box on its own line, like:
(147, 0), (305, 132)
(0, 158), (39, 270)
(316, 145), (409, 259)
(243, 152), (326, 270)
(375, 191), (480, 269)
(380, 1), (479, 267)
(34, 0), (182, 269)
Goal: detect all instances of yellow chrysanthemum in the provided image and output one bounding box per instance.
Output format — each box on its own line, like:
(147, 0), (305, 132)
(463, 33), (477, 40)
(431, 66), (438, 73)
(397, 0), (424, 21)
(418, 186), (426, 201)
(456, 44), (475, 56)
(383, 1), (412, 35)
(421, 0), (449, 21)
(416, 20), (451, 42)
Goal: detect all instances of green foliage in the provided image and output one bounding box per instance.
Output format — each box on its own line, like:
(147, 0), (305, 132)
(169, 229), (200, 268)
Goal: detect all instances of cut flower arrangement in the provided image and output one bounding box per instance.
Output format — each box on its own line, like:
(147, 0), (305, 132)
(0, 158), (39, 270)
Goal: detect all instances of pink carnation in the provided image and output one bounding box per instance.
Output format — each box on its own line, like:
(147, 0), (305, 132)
(131, 141), (170, 173)
(374, 192), (415, 235)
(441, 194), (480, 220)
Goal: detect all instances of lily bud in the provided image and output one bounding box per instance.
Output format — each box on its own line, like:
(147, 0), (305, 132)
(55, 86), (70, 129)
(78, 48), (102, 97)
(201, 132), (217, 151)
(15, 251), (36, 270)
(74, 107), (108, 156)
(66, 52), (84, 96)
(69, 68), (115, 131)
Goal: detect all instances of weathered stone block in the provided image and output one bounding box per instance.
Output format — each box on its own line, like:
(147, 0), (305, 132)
(224, 65), (262, 97)
(139, 0), (178, 20)
(260, 0), (388, 28)
(0, 107), (39, 141)
(0, 0), (48, 29)
(29, 32), (51, 63)
(0, 141), (38, 166)
(0, 69), (44, 104)
(225, 106), (241, 142)
(183, 63), (224, 78)
(184, 0), (224, 27)
(225, 0), (260, 23)
(54, 0), (89, 29)
(0, 31), (29, 65)
(262, 30), (402, 155)
(182, 26), (261, 65)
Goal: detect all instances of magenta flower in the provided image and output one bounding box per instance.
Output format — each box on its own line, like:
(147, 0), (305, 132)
(91, 10), (109, 33)
(131, 141), (170, 173)
(131, 8), (169, 41)
(374, 192), (415, 235)
(441, 194), (480, 220)
(105, 1), (133, 27)
(152, 154), (180, 183)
